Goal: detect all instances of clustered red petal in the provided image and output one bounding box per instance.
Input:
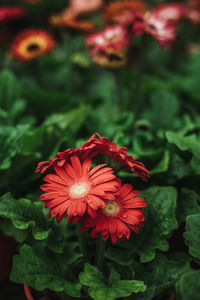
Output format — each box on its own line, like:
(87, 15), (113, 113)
(40, 155), (119, 222)
(84, 0), (200, 67)
(36, 133), (149, 181)
(103, 0), (146, 27)
(37, 133), (148, 244)
(144, 3), (187, 49)
(85, 25), (129, 67)
(81, 133), (150, 181)
(80, 183), (147, 244)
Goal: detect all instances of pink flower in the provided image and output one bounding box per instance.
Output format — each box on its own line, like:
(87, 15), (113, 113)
(145, 3), (186, 48)
(86, 25), (130, 55)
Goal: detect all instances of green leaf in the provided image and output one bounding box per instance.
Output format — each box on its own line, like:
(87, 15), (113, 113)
(44, 105), (91, 133)
(133, 287), (155, 300)
(79, 264), (146, 300)
(137, 186), (178, 262)
(184, 214), (200, 260)
(0, 218), (28, 243)
(145, 91), (180, 130)
(177, 189), (200, 222)
(10, 244), (81, 298)
(0, 125), (29, 169)
(166, 132), (200, 158)
(105, 247), (133, 266)
(19, 126), (46, 155)
(167, 154), (190, 182)
(0, 193), (51, 240)
(150, 150), (170, 175)
(190, 155), (200, 174)
(135, 253), (190, 298)
(0, 70), (20, 110)
(176, 270), (200, 300)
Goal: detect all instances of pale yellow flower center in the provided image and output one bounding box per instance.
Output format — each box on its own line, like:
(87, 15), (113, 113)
(103, 201), (120, 216)
(70, 182), (89, 198)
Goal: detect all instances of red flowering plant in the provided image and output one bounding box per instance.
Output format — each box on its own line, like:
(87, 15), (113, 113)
(0, 0), (200, 300)
(24, 133), (150, 298)
(37, 134), (148, 240)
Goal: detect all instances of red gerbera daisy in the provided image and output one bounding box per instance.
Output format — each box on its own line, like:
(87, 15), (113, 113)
(80, 183), (147, 244)
(81, 133), (150, 181)
(40, 155), (119, 222)
(36, 133), (149, 182)
(0, 7), (26, 23)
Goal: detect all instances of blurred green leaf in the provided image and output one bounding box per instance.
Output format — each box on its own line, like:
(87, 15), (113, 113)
(0, 125), (29, 169)
(166, 132), (200, 157)
(144, 91), (180, 131)
(150, 150), (170, 175)
(0, 70), (20, 111)
(19, 126), (46, 155)
(44, 105), (91, 133)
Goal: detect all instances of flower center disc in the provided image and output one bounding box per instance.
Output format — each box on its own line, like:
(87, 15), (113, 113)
(27, 43), (40, 52)
(103, 201), (119, 217)
(70, 182), (88, 199)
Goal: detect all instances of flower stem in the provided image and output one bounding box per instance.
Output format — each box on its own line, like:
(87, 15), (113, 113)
(95, 237), (105, 271)
(132, 35), (146, 118)
(76, 223), (88, 262)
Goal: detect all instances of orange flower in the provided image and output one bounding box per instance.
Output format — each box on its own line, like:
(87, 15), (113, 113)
(11, 29), (56, 62)
(40, 156), (119, 222)
(189, 0), (200, 9)
(103, 0), (146, 26)
(50, 15), (94, 31)
(91, 49), (126, 68)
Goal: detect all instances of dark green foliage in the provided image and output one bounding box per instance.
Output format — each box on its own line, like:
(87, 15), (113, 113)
(0, 1), (200, 299)
(176, 270), (200, 300)
(10, 244), (81, 298)
(79, 264), (146, 300)
(184, 214), (200, 260)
